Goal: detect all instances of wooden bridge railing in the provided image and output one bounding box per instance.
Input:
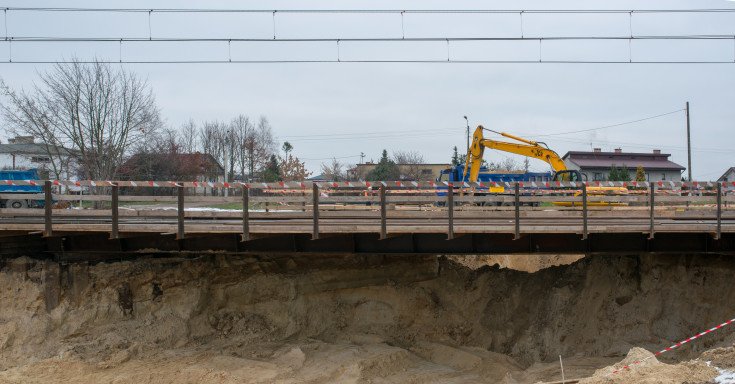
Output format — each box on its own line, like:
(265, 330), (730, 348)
(0, 179), (732, 241)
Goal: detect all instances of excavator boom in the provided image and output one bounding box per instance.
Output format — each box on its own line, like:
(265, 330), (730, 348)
(464, 125), (568, 182)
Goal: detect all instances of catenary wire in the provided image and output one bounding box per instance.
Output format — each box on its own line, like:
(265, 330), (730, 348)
(4, 8), (735, 14)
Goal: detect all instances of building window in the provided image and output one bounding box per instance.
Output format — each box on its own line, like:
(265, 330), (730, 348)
(662, 173), (666, 180)
(31, 156), (50, 163)
(421, 169), (433, 175)
(593, 172), (603, 181)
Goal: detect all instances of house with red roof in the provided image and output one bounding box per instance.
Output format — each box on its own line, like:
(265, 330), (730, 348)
(562, 148), (685, 182)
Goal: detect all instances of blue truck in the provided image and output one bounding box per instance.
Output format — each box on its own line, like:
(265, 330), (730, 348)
(438, 164), (551, 185)
(0, 169), (45, 208)
(436, 164), (552, 205)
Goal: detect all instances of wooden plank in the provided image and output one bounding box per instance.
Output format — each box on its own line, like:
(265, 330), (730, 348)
(312, 183), (319, 240)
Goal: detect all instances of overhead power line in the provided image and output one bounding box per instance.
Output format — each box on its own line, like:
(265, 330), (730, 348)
(4, 8), (735, 14)
(3, 7), (734, 64)
(529, 109), (686, 138)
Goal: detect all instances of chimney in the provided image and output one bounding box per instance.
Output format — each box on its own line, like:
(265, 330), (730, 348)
(614, 148), (622, 153)
(653, 149), (661, 154)
(593, 148), (601, 153)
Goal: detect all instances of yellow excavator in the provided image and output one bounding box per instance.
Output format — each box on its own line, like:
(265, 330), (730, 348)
(463, 125), (628, 206)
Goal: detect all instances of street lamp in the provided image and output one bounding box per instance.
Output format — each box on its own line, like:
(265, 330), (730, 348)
(464, 116), (469, 152)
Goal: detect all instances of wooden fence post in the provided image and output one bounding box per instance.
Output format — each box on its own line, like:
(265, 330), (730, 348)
(447, 183), (454, 240)
(649, 184), (655, 240)
(44, 181), (52, 237)
(717, 182), (722, 240)
(111, 185), (119, 239)
(514, 182), (520, 240)
(312, 183), (319, 240)
(380, 184), (387, 240)
(582, 184), (588, 240)
(242, 185), (249, 242)
(177, 186), (185, 240)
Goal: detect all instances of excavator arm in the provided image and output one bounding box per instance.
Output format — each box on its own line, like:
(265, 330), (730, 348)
(463, 125), (567, 182)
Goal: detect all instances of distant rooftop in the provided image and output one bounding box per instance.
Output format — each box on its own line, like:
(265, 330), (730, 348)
(563, 149), (685, 171)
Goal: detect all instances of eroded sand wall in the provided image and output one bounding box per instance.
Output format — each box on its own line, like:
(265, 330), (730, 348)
(1, 253), (735, 382)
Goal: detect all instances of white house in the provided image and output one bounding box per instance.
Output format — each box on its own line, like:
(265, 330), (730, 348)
(718, 167), (735, 183)
(0, 136), (74, 180)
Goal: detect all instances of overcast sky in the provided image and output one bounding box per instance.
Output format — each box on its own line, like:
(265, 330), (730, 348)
(0, 0), (733, 179)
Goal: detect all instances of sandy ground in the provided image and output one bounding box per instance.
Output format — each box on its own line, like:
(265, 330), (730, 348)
(2, 253), (735, 383)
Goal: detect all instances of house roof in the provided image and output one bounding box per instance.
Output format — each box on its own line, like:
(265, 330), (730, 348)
(0, 143), (52, 155)
(121, 152), (224, 176)
(718, 167), (735, 181)
(563, 151), (685, 171)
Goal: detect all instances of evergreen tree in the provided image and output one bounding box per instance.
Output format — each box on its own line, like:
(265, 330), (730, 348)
(366, 149), (400, 181)
(451, 146), (460, 166)
(619, 164), (632, 182)
(262, 154), (281, 182)
(608, 164), (620, 181)
(635, 165), (646, 182)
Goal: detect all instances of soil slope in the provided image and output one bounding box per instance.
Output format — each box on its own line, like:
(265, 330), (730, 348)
(1, 252), (735, 383)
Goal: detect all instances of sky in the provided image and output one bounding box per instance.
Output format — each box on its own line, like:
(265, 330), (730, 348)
(0, 0), (734, 180)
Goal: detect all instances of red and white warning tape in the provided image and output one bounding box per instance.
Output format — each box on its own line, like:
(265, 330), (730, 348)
(0, 179), (733, 190)
(606, 317), (735, 376)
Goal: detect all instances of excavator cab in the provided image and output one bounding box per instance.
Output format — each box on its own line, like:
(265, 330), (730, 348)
(552, 170), (585, 182)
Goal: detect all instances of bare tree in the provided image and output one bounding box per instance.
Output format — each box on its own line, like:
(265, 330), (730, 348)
(1, 60), (161, 181)
(199, 121), (228, 182)
(230, 114), (250, 181)
(180, 119), (198, 153)
(1, 82), (74, 182)
(320, 158), (345, 181)
(240, 116), (275, 181)
(487, 158), (522, 172)
(393, 150), (426, 180)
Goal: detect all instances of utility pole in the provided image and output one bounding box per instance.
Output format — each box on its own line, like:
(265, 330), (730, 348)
(464, 116), (470, 151)
(686, 102), (691, 181)
(360, 152), (365, 164)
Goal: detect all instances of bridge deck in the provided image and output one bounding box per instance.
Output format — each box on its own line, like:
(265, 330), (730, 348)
(0, 179), (732, 260)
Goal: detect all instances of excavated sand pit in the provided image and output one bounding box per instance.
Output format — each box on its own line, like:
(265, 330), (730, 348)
(1, 252), (735, 383)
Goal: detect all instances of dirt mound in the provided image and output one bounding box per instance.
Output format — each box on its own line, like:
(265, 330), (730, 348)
(580, 347), (722, 383)
(2, 252), (735, 383)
